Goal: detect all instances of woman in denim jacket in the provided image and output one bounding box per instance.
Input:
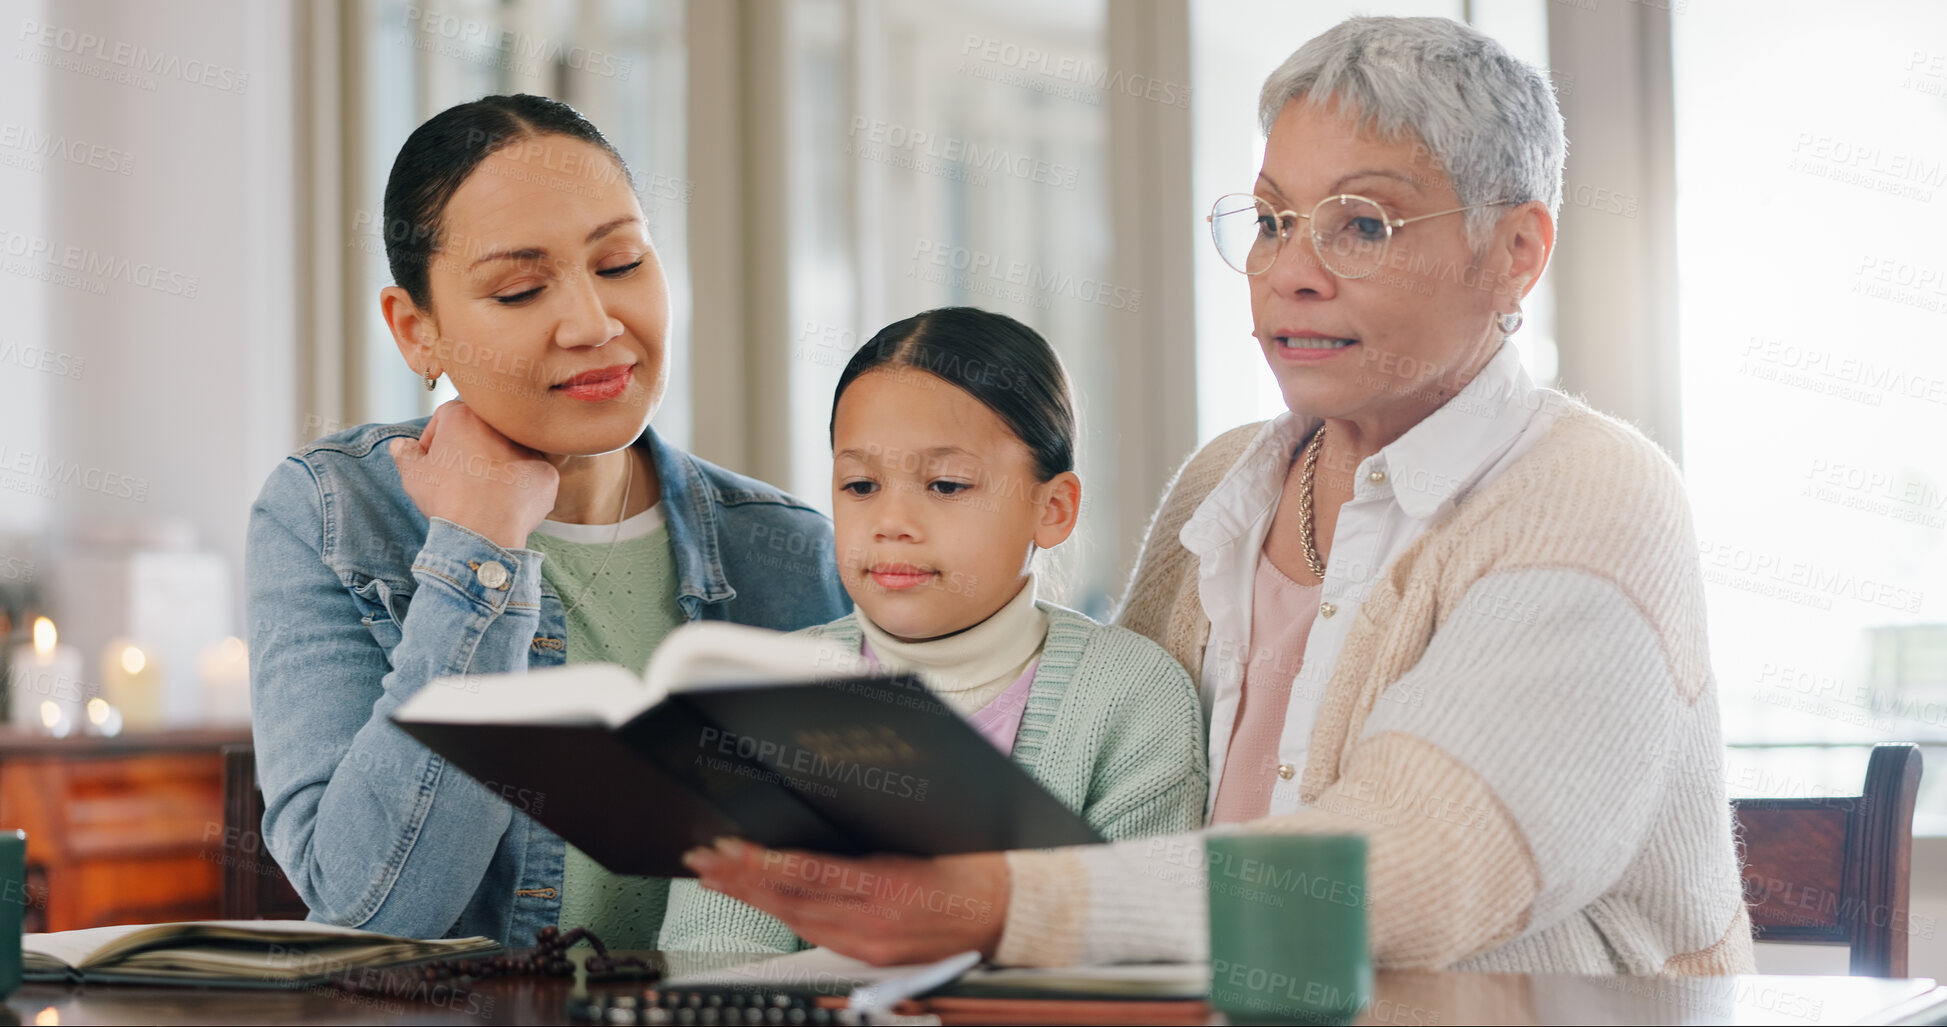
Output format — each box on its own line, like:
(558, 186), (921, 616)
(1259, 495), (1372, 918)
(245, 95), (849, 945)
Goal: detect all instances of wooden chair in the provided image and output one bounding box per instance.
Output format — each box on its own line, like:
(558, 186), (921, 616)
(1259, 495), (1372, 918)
(1733, 743), (1923, 977)
(218, 743), (310, 920)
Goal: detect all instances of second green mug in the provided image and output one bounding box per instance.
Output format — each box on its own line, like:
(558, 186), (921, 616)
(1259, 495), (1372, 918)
(1207, 833), (1371, 1025)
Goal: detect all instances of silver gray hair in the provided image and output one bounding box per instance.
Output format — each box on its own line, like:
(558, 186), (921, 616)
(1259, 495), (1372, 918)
(1259, 16), (1565, 247)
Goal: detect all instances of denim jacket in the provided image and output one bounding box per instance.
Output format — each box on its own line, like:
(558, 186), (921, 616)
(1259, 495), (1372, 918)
(245, 418), (848, 943)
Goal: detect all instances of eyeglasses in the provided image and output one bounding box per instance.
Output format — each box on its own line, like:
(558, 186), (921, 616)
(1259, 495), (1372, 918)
(1207, 192), (1515, 280)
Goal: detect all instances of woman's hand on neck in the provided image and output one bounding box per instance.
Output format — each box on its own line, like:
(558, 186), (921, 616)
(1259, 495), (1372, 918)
(545, 444), (660, 525)
(388, 399), (563, 551)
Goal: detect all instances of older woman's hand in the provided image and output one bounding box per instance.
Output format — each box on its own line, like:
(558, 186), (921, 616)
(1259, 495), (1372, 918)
(684, 839), (1009, 966)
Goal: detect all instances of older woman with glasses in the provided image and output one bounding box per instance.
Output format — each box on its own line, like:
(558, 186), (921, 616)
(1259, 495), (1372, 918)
(688, 15), (1754, 976)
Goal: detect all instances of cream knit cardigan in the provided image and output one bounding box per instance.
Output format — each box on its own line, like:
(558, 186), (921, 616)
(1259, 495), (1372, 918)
(996, 399), (1757, 975)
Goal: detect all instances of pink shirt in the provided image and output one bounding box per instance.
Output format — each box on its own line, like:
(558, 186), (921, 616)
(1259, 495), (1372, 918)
(965, 662), (1041, 754)
(1208, 550), (1322, 824)
(861, 640), (1041, 754)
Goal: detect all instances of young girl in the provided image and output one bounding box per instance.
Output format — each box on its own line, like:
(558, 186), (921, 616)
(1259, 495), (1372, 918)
(659, 306), (1209, 952)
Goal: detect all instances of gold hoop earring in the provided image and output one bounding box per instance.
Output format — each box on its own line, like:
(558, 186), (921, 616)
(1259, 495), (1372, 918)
(423, 366), (439, 391)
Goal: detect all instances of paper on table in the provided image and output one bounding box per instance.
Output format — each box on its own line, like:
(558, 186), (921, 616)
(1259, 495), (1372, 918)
(663, 947), (910, 995)
(663, 948), (1209, 1000)
(952, 962), (1208, 999)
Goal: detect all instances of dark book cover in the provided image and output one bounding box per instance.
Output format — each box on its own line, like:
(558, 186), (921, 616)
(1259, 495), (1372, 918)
(393, 672), (1102, 877)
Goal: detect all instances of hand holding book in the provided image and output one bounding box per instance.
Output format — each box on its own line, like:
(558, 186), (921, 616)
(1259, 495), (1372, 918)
(682, 838), (1010, 966)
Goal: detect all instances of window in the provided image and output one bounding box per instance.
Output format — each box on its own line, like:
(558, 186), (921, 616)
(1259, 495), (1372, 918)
(352, 0), (692, 447)
(1673, 0), (1947, 829)
(1188, 0), (1557, 446)
(779, 0), (1123, 613)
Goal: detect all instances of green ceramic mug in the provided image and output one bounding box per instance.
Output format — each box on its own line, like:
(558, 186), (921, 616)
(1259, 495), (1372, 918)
(1207, 833), (1371, 1025)
(0, 829), (23, 996)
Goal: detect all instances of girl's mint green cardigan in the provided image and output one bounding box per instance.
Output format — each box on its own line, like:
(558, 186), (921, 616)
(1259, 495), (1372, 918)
(658, 600), (1209, 952)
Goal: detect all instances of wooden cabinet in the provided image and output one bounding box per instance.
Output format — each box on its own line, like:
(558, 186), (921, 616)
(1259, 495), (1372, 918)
(0, 727), (250, 932)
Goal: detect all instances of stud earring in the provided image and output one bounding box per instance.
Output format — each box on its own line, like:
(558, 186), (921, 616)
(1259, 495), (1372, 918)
(1499, 309), (1524, 335)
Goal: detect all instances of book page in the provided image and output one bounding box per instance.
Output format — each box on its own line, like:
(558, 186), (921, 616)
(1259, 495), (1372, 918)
(644, 622), (864, 697)
(24, 922), (159, 972)
(396, 624), (866, 730)
(23, 919), (431, 972)
(104, 933), (497, 981)
(398, 663), (651, 728)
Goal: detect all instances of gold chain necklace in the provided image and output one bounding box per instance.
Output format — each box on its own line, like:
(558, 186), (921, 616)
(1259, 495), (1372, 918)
(560, 451), (634, 618)
(1297, 425), (1327, 578)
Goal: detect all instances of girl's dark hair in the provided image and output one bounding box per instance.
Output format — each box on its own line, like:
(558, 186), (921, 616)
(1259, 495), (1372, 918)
(831, 307), (1077, 481)
(381, 94), (631, 309)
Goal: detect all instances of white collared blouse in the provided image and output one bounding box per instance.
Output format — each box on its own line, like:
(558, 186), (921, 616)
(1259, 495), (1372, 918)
(1184, 342), (1567, 820)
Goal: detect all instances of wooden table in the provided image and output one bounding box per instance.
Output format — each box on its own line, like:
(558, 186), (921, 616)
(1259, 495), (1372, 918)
(6, 961), (1944, 1025)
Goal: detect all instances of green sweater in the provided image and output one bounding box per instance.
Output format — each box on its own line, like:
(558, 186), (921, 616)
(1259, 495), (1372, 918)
(658, 601), (1210, 952)
(528, 518), (687, 948)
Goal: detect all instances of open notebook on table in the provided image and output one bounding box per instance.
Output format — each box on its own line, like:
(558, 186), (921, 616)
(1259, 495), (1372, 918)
(23, 919), (498, 988)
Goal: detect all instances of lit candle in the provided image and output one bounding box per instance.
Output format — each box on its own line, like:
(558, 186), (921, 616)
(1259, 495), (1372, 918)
(8, 618), (86, 735)
(197, 636), (251, 723)
(101, 638), (162, 732)
(84, 696), (122, 737)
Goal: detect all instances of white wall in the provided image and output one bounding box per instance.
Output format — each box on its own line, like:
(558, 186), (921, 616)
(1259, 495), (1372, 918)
(0, 0), (52, 540)
(1, 0), (296, 661)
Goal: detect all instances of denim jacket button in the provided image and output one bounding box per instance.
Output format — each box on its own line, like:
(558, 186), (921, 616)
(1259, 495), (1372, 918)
(475, 561), (510, 590)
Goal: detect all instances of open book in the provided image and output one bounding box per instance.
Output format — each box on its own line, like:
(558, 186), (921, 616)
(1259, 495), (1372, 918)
(23, 920), (498, 987)
(392, 622), (1102, 878)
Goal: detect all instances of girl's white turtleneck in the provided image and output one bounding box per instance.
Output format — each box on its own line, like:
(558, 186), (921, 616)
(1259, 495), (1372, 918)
(855, 577), (1048, 717)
